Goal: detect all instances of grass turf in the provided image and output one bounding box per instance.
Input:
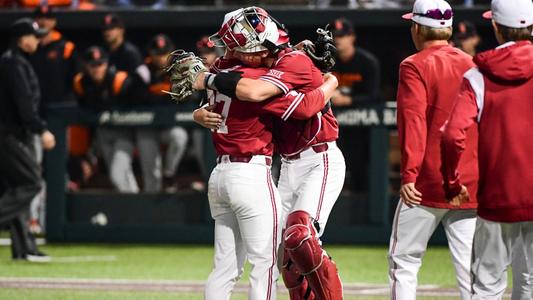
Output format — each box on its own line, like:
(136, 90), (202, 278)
(0, 243), (476, 299)
(0, 244), (458, 286)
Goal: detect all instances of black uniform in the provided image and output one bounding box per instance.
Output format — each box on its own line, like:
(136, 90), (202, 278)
(30, 30), (78, 107)
(331, 47), (381, 104)
(0, 45), (45, 257)
(73, 67), (135, 111)
(331, 47), (381, 193)
(108, 41), (149, 88)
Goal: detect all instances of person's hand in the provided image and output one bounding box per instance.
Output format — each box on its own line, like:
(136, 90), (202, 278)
(449, 185), (469, 207)
(400, 182), (422, 207)
(193, 105), (222, 130)
(323, 72), (338, 85)
(294, 40), (314, 51)
(193, 72), (206, 90)
(331, 90), (352, 107)
(41, 130), (56, 150)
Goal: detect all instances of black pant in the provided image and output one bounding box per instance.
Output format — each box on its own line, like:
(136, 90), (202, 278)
(0, 133), (41, 257)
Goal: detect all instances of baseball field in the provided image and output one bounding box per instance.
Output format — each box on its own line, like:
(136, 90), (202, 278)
(0, 243), (512, 299)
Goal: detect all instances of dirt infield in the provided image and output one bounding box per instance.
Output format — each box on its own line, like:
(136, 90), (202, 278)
(0, 277), (498, 297)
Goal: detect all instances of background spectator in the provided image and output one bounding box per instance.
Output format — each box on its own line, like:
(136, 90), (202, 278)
(135, 34), (189, 192)
(450, 20), (481, 56)
(73, 46), (139, 192)
(102, 13), (150, 89)
(330, 17), (381, 193)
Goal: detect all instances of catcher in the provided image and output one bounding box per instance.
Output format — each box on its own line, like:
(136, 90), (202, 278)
(167, 7), (345, 300)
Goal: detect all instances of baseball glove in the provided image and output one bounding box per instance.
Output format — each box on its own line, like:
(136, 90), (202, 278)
(164, 49), (208, 103)
(303, 26), (337, 73)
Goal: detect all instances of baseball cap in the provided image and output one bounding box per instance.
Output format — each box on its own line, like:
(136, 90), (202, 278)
(33, 5), (55, 19)
(482, 0), (533, 28)
(102, 13), (124, 30)
(10, 18), (47, 39)
(402, 0), (454, 28)
(148, 34), (175, 55)
(329, 18), (355, 37)
(83, 46), (108, 66)
(453, 20), (478, 40)
(196, 36), (216, 55)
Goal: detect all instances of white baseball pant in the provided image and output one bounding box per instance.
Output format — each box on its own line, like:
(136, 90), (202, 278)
(512, 234), (532, 300)
(278, 141), (346, 237)
(388, 201), (476, 300)
(205, 155), (281, 300)
(471, 218), (533, 300)
(135, 127), (188, 192)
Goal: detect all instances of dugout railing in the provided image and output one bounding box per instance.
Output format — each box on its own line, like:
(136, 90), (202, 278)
(45, 103), (397, 244)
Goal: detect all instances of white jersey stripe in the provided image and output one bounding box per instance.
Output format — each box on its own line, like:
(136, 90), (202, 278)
(259, 76), (289, 94)
(464, 67), (485, 122)
(281, 92), (304, 121)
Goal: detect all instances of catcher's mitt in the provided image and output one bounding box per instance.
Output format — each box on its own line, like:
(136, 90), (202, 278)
(303, 26), (337, 73)
(164, 49), (208, 103)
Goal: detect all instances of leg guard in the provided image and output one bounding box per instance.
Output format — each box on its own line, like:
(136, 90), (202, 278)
(283, 211), (343, 300)
(282, 246), (315, 300)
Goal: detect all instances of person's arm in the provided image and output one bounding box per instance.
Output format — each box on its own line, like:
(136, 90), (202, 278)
(7, 61), (47, 134)
(397, 62), (427, 206)
(441, 77), (479, 200)
(192, 104), (222, 130)
(196, 52), (312, 103)
(261, 73), (338, 120)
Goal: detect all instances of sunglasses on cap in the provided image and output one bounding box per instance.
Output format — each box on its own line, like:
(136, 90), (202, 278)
(414, 9), (453, 20)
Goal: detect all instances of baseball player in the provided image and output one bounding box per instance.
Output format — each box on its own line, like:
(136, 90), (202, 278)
(136, 34), (189, 192)
(74, 46), (139, 193)
(440, 0), (533, 298)
(179, 7), (345, 299)
(167, 47), (338, 299)
(389, 1), (479, 299)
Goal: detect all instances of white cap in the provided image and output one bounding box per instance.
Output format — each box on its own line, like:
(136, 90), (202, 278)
(483, 0), (533, 28)
(402, 0), (454, 28)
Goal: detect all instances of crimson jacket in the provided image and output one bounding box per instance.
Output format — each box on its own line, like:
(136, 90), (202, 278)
(441, 41), (533, 222)
(397, 44), (478, 209)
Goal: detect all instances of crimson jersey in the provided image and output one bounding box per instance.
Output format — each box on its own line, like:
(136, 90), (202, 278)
(209, 62), (327, 157)
(259, 49), (339, 156)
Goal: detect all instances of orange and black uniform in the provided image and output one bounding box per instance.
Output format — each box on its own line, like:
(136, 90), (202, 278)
(73, 68), (133, 111)
(331, 47), (381, 104)
(145, 59), (171, 105)
(30, 30), (78, 106)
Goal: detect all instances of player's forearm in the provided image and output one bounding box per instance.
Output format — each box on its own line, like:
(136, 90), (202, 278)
(290, 89), (325, 120)
(235, 78), (282, 102)
(440, 125), (466, 198)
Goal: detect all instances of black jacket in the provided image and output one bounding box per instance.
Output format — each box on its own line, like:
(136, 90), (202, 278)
(0, 46), (47, 137)
(30, 30), (79, 107)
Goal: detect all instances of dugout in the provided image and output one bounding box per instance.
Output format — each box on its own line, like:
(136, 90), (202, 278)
(0, 7), (495, 244)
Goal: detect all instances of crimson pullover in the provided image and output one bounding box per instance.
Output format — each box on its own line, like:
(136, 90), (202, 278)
(441, 41), (533, 222)
(397, 44), (478, 209)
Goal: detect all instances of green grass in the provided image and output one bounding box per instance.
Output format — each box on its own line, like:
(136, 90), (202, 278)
(0, 244), (459, 286)
(0, 244), (473, 299)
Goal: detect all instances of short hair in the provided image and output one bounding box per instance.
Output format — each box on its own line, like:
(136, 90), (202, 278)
(417, 23), (453, 41)
(496, 24), (533, 42)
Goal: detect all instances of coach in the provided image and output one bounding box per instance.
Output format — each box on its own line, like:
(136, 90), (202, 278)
(441, 0), (533, 298)
(0, 18), (55, 260)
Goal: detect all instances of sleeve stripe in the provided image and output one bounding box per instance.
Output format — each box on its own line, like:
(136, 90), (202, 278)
(282, 92), (305, 121)
(464, 67), (485, 122)
(259, 75), (289, 94)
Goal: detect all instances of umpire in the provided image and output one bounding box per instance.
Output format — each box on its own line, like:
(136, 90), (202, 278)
(0, 18), (55, 260)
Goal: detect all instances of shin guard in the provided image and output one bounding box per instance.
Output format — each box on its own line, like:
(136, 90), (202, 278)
(283, 211), (343, 300)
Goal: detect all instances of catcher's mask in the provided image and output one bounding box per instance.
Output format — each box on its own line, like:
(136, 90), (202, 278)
(209, 6), (289, 54)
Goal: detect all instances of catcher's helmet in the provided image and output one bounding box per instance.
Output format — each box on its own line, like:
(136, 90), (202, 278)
(209, 7), (289, 54)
